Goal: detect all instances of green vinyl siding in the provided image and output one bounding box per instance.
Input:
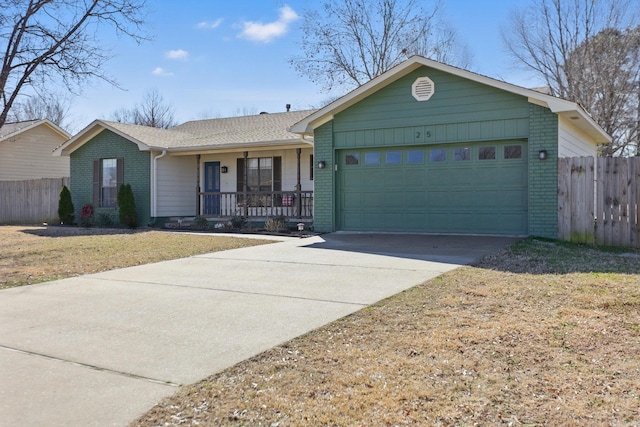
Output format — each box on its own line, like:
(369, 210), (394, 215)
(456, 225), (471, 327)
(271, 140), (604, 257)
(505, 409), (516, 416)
(333, 66), (530, 148)
(70, 129), (151, 226)
(337, 142), (528, 235)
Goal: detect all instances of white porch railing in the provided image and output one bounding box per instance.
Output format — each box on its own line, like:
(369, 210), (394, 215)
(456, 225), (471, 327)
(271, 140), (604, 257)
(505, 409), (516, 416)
(199, 191), (313, 219)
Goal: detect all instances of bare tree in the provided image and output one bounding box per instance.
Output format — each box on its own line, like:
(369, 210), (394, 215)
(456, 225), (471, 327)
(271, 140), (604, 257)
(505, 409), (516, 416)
(111, 88), (176, 128)
(8, 93), (71, 129)
(289, 0), (470, 92)
(503, 0), (640, 155)
(0, 0), (148, 129)
(232, 106), (258, 117)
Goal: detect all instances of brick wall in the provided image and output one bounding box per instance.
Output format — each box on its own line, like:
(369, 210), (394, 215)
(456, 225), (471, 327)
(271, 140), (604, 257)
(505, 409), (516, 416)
(528, 104), (558, 238)
(70, 129), (151, 226)
(312, 121), (334, 232)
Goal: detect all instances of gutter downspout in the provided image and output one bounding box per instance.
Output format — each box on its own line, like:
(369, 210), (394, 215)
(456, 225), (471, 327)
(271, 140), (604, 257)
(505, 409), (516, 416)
(151, 150), (168, 221)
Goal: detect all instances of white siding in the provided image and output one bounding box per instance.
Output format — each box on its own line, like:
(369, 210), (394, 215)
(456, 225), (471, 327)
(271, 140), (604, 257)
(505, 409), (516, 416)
(0, 126), (69, 180)
(201, 147), (314, 193)
(156, 155), (197, 217)
(558, 116), (598, 158)
(154, 147), (313, 217)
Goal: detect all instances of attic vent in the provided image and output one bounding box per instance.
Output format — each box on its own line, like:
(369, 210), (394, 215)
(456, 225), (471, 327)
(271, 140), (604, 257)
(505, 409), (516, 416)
(412, 76), (435, 101)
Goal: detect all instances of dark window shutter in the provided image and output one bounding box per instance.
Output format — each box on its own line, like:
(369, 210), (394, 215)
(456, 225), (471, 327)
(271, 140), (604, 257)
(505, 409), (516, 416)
(236, 158), (245, 192)
(273, 156), (282, 191)
(310, 154), (314, 180)
(116, 158), (124, 189)
(93, 159), (100, 206)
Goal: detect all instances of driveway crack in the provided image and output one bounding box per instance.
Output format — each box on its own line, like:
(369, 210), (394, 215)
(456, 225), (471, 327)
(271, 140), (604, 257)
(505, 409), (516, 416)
(88, 277), (371, 307)
(0, 344), (180, 387)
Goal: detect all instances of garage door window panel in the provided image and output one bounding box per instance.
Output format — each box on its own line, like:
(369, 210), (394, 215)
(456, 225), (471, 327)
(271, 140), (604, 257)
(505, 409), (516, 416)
(430, 148), (446, 163)
(345, 153), (360, 165)
(386, 151), (401, 164)
(504, 145), (523, 159)
(364, 152), (380, 165)
(407, 150), (424, 163)
(479, 146), (496, 160)
(454, 147), (471, 161)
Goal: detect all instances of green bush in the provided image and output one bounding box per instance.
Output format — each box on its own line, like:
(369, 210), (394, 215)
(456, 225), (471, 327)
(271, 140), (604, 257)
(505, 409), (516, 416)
(117, 183), (137, 228)
(192, 215), (210, 229)
(57, 185), (74, 225)
(230, 215), (246, 229)
(97, 212), (115, 227)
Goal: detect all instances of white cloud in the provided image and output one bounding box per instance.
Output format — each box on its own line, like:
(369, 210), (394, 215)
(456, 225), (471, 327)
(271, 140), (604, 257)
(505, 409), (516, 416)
(197, 18), (223, 30)
(152, 67), (173, 77)
(238, 5), (299, 44)
(165, 49), (189, 60)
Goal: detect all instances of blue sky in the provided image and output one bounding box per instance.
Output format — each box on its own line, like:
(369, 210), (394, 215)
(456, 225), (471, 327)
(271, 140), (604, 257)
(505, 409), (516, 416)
(68, 0), (536, 132)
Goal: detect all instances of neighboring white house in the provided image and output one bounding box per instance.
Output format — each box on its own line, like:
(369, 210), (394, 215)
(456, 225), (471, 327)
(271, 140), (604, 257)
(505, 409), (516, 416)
(0, 119), (70, 181)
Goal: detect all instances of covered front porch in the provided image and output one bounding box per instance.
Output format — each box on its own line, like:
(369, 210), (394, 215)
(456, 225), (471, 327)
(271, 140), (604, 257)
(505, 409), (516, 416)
(154, 144), (314, 225)
(197, 147), (314, 222)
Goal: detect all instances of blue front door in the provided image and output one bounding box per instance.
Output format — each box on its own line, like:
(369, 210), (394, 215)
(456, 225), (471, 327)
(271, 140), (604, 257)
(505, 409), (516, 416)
(204, 161), (220, 215)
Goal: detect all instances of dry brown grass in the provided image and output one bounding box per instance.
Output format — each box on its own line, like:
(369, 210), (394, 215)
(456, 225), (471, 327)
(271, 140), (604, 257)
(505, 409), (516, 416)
(132, 239), (640, 427)
(0, 226), (273, 289)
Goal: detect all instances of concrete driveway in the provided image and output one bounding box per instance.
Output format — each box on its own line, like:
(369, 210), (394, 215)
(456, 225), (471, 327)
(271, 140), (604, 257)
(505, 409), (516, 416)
(0, 232), (517, 426)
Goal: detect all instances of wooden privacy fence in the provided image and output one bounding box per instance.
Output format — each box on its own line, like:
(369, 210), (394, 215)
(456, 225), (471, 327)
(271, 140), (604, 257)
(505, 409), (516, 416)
(0, 177), (69, 224)
(558, 157), (640, 248)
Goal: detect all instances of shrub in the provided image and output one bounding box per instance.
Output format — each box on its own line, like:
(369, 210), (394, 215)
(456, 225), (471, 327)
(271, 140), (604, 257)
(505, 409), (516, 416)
(117, 183), (137, 228)
(230, 215), (246, 229)
(192, 215), (210, 230)
(57, 185), (74, 225)
(265, 215), (287, 233)
(97, 212), (115, 227)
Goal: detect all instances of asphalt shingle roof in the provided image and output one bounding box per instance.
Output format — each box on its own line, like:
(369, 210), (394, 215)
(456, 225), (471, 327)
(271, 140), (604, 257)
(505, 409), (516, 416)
(101, 110), (316, 150)
(0, 120), (41, 140)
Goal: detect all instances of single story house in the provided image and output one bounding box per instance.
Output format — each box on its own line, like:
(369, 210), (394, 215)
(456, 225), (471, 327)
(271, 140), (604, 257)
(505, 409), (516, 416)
(0, 119), (70, 181)
(55, 56), (610, 237)
(53, 110), (316, 226)
(290, 56), (611, 238)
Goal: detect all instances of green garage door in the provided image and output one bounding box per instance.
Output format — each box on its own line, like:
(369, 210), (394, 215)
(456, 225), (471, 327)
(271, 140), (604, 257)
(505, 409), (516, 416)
(337, 142), (528, 235)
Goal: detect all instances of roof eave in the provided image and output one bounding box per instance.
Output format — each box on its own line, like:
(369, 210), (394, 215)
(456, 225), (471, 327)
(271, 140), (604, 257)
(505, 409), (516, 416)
(529, 97), (612, 143)
(290, 55), (611, 143)
(1, 119), (71, 143)
(53, 120), (153, 156)
(166, 138), (312, 155)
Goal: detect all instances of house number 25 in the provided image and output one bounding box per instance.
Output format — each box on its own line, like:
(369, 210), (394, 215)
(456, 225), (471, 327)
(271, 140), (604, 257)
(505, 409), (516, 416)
(416, 131), (432, 138)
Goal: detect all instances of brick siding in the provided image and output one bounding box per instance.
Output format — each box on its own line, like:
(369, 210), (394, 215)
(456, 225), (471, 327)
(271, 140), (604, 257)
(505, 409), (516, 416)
(70, 130), (151, 226)
(528, 104), (558, 238)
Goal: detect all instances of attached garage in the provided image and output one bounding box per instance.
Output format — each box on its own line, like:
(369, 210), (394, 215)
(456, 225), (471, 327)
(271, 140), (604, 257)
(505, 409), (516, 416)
(337, 142), (528, 234)
(291, 56), (610, 238)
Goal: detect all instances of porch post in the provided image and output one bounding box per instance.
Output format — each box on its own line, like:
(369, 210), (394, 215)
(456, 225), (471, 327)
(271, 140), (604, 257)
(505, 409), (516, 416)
(296, 148), (301, 218)
(196, 155), (201, 216)
(243, 151), (248, 218)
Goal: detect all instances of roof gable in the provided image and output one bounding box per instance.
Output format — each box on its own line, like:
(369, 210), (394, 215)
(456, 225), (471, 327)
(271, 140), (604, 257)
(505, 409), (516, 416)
(332, 66), (530, 133)
(0, 119), (70, 143)
(55, 110), (317, 156)
(290, 56), (611, 143)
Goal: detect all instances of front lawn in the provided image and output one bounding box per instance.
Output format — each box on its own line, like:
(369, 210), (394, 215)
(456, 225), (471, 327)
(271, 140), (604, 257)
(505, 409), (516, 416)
(0, 226), (273, 289)
(132, 238), (640, 426)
